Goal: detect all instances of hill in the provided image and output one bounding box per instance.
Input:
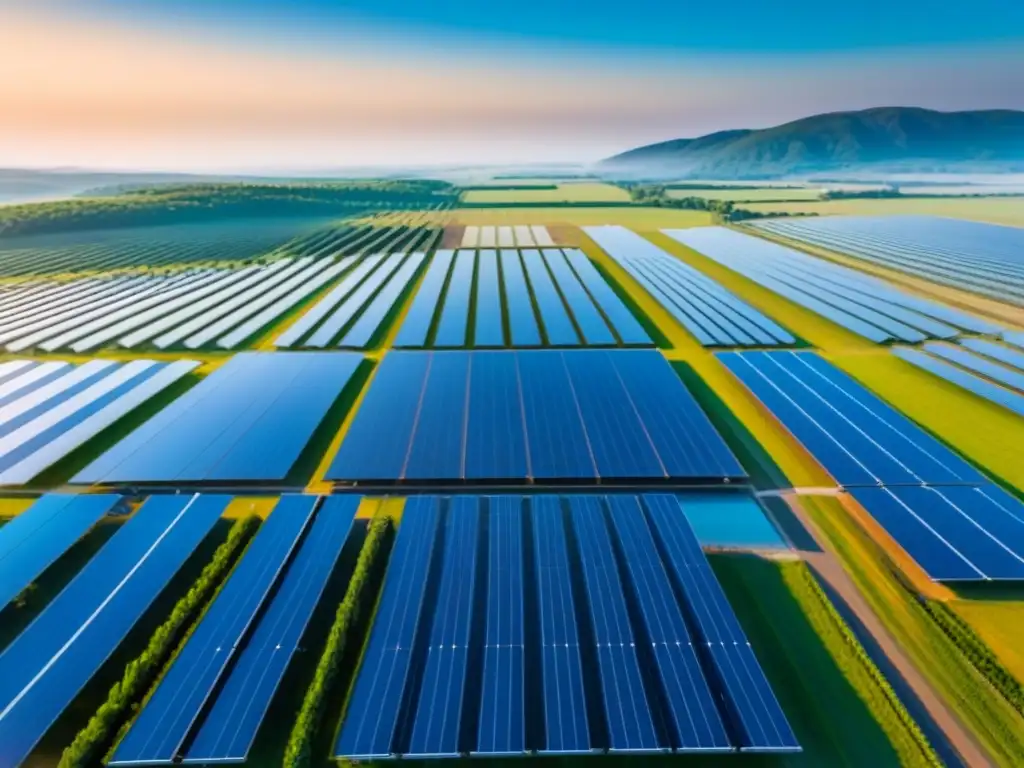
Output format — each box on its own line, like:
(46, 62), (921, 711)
(600, 107), (1024, 178)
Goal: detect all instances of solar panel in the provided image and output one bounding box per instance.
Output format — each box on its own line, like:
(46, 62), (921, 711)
(561, 249), (651, 346)
(328, 350), (743, 485)
(851, 485), (1024, 581)
(473, 250), (505, 346)
(500, 250), (542, 347)
(335, 497), (441, 760)
(462, 226), (480, 248)
(340, 252), (426, 348)
(407, 497), (480, 758)
(393, 250), (455, 348)
(475, 496), (526, 756)
(531, 497), (591, 754)
(513, 225), (536, 247)
(605, 496), (730, 751)
(183, 495), (358, 763)
(521, 250), (580, 346)
(110, 495), (318, 765)
(0, 494), (228, 768)
(274, 255), (378, 347)
(306, 255), (405, 347)
(543, 250), (617, 345)
(73, 352), (363, 484)
(531, 225), (555, 247)
(959, 338), (1024, 372)
(719, 350), (985, 486)
(433, 250), (475, 348)
(498, 226), (515, 248)
(0, 494), (121, 610)
(568, 496), (660, 753)
(893, 347), (1024, 418)
(643, 494), (799, 752)
(923, 343), (1024, 393)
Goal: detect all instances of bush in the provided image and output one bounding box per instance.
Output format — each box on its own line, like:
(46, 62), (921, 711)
(58, 515), (259, 768)
(283, 513), (393, 768)
(922, 599), (1024, 716)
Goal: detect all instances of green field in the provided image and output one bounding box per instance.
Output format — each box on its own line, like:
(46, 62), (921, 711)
(461, 183), (631, 204)
(742, 196), (1024, 227)
(666, 187), (825, 202)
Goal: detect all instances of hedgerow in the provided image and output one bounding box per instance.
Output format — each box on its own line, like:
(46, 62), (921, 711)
(58, 515), (259, 768)
(284, 513), (393, 768)
(922, 599), (1024, 717)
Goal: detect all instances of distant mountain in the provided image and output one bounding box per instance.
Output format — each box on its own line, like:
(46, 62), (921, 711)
(600, 107), (1024, 178)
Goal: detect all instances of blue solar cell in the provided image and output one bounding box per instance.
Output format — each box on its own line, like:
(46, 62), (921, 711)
(521, 250), (580, 346)
(326, 352), (429, 482)
(720, 350), (985, 486)
(893, 347), (1024, 418)
(403, 352), (470, 480)
(184, 496), (359, 763)
(1005, 332), (1024, 350)
(543, 250), (616, 346)
(335, 497), (441, 760)
(476, 497), (526, 756)
(434, 250), (475, 347)
(561, 249), (650, 346)
(464, 352), (529, 481)
(473, 250), (505, 347)
(610, 351), (745, 481)
(643, 494), (799, 752)
(394, 250), (455, 348)
(75, 353), (364, 483)
(517, 352), (596, 480)
(306, 254), (406, 347)
(561, 350), (664, 478)
(959, 339), (1024, 373)
(0, 493), (120, 610)
(0, 495), (228, 768)
(924, 343), (1024, 393)
(111, 495), (317, 765)
(568, 496), (660, 753)
(605, 496), (730, 752)
(500, 250), (542, 347)
(408, 497), (480, 758)
(530, 496), (591, 754)
(341, 252), (426, 348)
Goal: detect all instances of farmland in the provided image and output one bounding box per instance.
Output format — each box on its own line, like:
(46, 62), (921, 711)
(741, 196), (1024, 227)
(0, 178), (1023, 768)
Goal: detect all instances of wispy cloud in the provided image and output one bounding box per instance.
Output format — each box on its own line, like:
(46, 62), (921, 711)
(2, 5), (1022, 170)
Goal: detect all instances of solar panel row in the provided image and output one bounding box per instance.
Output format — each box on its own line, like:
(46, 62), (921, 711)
(327, 349), (744, 485)
(0, 493), (122, 610)
(891, 345), (1024, 418)
(111, 495), (358, 765)
(750, 215), (1024, 307)
(276, 252), (426, 349)
(720, 350), (1024, 582)
(0, 494), (228, 768)
(0, 359), (199, 487)
(668, 227), (1001, 343)
(74, 352), (363, 484)
(334, 494), (797, 760)
(585, 226), (795, 347)
(0, 256), (367, 352)
(463, 226), (554, 248)
(393, 248), (651, 348)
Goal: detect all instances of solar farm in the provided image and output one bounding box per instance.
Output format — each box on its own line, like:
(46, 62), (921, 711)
(1, 189), (1023, 768)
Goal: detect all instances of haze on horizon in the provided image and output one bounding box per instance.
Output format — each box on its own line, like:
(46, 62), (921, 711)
(2, 0), (1024, 173)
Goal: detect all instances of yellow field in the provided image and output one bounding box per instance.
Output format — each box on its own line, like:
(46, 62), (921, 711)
(0, 497), (35, 517)
(221, 496), (279, 519)
(433, 206), (714, 228)
(461, 182), (630, 203)
(743, 197), (1024, 227)
(952, 601), (1024, 683)
(667, 187), (824, 202)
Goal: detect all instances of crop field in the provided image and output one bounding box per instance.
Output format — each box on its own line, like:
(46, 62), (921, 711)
(742, 196), (1024, 227)
(952, 600), (1024, 683)
(461, 182), (631, 203)
(666, 187), (825, 202)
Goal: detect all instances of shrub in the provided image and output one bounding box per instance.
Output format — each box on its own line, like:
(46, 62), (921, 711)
(283, 513), (393, 768)
(58, 515), (259, 768)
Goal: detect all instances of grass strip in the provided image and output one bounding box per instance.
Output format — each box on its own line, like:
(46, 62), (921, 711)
(782, 562), (942, 767)
(58, 514), (259, 768)
(283, 512), (393, 768)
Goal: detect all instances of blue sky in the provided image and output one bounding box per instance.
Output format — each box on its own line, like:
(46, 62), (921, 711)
(2, 0), (1023, 170)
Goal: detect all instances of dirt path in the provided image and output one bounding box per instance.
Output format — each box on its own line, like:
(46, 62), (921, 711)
(784, 497), (994, 768)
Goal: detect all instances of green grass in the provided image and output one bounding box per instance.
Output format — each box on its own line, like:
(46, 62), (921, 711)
(741, 197), (1024, 227)
(803, 496), (1024, 767)
(666, 188), (825, 202)
(953, 601), (1024, 685)
(461, 183), (631, 204)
